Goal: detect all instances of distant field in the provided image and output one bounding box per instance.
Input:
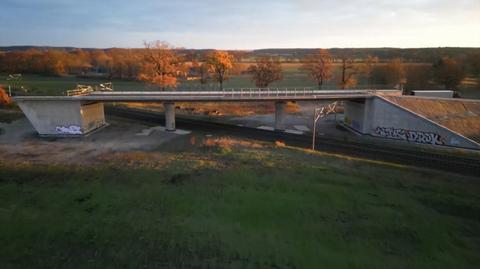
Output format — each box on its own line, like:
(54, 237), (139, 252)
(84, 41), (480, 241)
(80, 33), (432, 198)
(0, 140), (479, 268)
(0, 63), (384, 96)
(1, 63), (478, 98)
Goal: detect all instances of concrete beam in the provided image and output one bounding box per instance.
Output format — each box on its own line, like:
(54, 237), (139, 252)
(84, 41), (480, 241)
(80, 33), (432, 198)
(164, 102), (176, 132)
(274, 101), (286, 131)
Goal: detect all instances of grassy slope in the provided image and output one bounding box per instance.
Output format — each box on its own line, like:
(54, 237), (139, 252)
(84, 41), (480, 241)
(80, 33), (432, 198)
(0, 145), (479, 269)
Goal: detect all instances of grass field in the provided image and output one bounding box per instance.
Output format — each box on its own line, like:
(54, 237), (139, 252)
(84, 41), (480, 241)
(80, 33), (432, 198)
(1, 62), (478, 97)
(1, 63), (388, 96)
(1, 141), (479, 268)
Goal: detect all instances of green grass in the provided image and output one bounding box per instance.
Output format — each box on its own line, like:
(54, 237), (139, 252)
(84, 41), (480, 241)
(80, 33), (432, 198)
(0, 66), (381, 97)
(1, 146), (479, 268)
(2, 65), (480, 98)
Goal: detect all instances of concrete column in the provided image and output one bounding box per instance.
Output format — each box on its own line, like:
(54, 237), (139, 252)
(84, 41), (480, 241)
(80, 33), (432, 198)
(274, 101), (286, 131)
(164, 102), (176, 132)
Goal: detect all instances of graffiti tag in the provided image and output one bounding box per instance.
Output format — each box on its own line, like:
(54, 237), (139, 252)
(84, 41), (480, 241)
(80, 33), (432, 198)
(374, 127), (444, 145)
(55, 125), (82, 135)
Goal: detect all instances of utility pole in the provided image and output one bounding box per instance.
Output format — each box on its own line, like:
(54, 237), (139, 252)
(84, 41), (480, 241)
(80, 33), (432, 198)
(312, 101), (338, 151)
(312, 108), (322, 150)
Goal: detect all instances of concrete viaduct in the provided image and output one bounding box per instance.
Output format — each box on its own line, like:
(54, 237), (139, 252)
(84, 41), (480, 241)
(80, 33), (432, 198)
(13, 88), (400, 137)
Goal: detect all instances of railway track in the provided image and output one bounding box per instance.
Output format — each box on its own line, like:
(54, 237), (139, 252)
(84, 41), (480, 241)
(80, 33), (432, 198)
(105, 106), (480, 176)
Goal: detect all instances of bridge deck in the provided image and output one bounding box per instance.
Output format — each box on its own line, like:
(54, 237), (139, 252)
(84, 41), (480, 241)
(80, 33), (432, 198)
(13, 89), (399, 102)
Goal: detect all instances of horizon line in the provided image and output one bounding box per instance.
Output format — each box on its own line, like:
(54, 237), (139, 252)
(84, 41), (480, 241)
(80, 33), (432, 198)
(1, 45), (480, 51)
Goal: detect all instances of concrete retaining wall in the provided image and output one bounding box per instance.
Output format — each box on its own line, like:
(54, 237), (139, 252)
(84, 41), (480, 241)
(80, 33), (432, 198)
(412, 91), (454, 98)
(344, 97), (480, 149)
(80, 102), (106, 133)
(17, 100), (106, 136)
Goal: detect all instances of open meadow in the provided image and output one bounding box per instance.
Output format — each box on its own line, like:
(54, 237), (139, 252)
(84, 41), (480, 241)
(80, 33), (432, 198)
(0, 131), (479, 268)
(2, 62), (479, 98)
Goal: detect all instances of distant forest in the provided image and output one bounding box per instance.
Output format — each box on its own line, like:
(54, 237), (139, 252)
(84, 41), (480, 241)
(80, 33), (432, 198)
(1, 45), (479, 92)
(2, 46), (480, 62)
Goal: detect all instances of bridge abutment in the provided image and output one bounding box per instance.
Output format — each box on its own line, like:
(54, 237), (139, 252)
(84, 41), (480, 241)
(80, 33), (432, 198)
(164, 102), (176, 132)
(16, 100), (106, 136)
(274, 101), (286, 131)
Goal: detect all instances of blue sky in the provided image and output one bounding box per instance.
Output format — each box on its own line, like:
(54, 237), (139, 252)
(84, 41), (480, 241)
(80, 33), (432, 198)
(1, 0), (479, 49)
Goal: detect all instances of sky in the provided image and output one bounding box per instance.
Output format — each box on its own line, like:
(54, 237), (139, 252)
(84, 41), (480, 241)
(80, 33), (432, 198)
(1, 0), (479, 49)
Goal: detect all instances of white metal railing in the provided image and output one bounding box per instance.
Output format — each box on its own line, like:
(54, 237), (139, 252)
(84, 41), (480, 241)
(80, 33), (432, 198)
(89, 88), (398, 98)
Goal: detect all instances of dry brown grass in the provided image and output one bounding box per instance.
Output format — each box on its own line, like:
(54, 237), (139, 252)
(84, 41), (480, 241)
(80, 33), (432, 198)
(177, 101), (299, 116)
(202, 137), (264, 150)
(121, 101), (300, 116)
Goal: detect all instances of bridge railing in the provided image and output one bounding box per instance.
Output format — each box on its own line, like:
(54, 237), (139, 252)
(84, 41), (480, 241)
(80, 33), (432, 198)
(220, 87), (391, 98)
(87, 87), (400, 99)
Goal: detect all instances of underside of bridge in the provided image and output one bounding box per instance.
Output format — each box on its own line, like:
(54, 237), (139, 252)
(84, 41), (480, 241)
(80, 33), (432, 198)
(15, 88), (389, 136)
(14, 99), (292, 136)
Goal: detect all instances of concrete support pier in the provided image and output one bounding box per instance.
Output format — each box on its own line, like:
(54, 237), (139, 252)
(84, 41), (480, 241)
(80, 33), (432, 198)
(274, 101), (286, 131)
(164, 102), (176, 132)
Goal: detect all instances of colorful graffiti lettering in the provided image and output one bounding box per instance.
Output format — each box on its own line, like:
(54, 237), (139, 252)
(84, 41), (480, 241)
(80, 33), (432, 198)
(55, 125), (82, 135)
(374, 127), (444, 145)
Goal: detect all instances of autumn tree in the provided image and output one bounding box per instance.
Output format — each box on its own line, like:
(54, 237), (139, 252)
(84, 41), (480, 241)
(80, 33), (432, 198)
(0, 86), (12, 105)
(338, 57), (358, 89)
(191, 61), (211, 84)
(432, 57), (465, 90)
(68, 49), (92, 78)
(246, 56), (283, 87)
(138, 41), (181, 90)
(404, 64), (432, 92)
(206, 51), (234, 89)
(301, 49), (333, 89)
(90, 50), (112, 73)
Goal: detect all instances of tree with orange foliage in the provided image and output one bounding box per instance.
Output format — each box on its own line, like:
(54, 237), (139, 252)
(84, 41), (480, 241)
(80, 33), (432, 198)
(246, 56), (283, 87)
(138, 41), (181, 90)
(206, 51), (234, 89)
(338, 57), (358, 89)
(301, 49), (333, 89)
(0, 86), (12, 105)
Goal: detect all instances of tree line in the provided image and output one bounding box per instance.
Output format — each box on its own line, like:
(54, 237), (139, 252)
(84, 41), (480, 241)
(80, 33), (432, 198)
(1, 42), (479, 91)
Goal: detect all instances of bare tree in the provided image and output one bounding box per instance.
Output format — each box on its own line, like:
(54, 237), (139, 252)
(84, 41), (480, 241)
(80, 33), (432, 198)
(338, 57), (358, 89)
(362, 55), (379, 85)
(191, 61), (211, 85)
(301, 49), (333, 89)
(246, 56), (283, 87)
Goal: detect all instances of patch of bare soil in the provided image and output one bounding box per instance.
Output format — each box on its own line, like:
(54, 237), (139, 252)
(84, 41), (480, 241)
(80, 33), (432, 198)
(0, 116), (272, 169)
(0, 117), (180, 166)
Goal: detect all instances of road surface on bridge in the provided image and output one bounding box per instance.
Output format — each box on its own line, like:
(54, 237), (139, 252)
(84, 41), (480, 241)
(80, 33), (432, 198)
(13, 88), (399, 102)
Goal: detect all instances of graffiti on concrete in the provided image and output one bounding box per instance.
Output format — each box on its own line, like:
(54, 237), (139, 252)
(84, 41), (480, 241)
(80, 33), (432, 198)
(55, 125), (82, 135)
(374, 127), (444, 145)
